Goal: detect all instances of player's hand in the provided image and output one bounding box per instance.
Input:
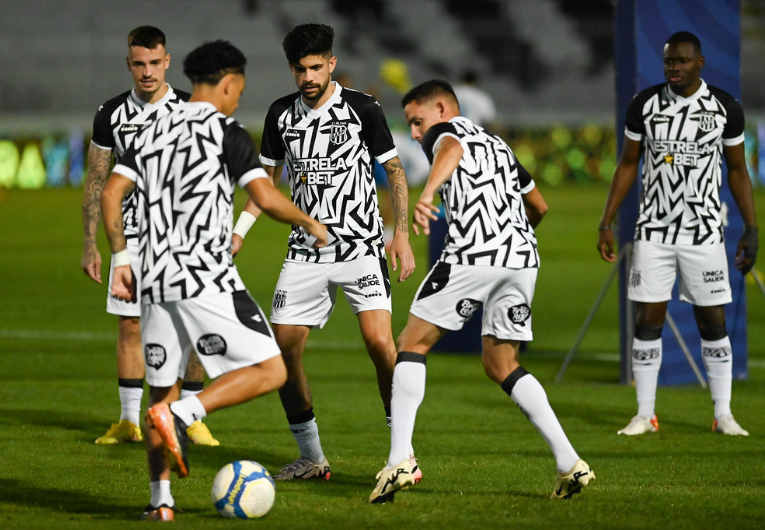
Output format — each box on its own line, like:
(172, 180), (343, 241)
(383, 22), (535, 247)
(388, 232), (415, 282)
(412, 196), (440, 236)
(231, 234), (244, 258)
(81, 244), (102, 284)
(597, 228), (616, 262)
(307, 221), (328, 249)
(111, 265), (136, 303)
(735, 225), (758, 275)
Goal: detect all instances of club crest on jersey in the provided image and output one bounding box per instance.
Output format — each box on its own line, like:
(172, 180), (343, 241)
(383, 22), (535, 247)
(456, 298), (482, 318)
(329, 123), (349, 145)
(196, 334), (227, 356)
(273, 289), (287, 311)
(508, 304), (531, 326)
(145, 344), (167, 369)
(697, 112), (716, 133)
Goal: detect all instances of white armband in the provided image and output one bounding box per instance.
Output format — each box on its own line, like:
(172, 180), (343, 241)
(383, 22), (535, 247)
(112, 249), (130, 267)
(233, 211), (257, 238)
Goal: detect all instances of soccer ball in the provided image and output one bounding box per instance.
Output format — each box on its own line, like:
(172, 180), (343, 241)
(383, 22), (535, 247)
(211, 460), (276, 519)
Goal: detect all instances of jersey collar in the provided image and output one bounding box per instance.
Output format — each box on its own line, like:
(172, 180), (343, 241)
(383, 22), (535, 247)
(665, 79), (707, 105)
(129, 83), (175, 109)
(298, 81), (341, 117)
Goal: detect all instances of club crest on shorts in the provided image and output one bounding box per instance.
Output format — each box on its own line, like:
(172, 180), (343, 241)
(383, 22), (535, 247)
(329, 123), (349, 145)
(630, 269), (641, 288)
(455, 298), (482, 318)
(145, 343), (167, 369)
(196, 334), (227, 356)
(508, 304), (531, 326)
(273, 289), (287, 311)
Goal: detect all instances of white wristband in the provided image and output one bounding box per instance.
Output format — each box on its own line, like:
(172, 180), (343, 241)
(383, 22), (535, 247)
(112, 249), (130, 267)
(233, 211), (257, 238)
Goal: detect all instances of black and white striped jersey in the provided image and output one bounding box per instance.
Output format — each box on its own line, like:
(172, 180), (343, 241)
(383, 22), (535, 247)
(625, 80), (745, 245)
(421, 117), (539, 269)
(260, 83), (397, 263)
(113, 102), (269, 303)
(91, 86), (190, 237)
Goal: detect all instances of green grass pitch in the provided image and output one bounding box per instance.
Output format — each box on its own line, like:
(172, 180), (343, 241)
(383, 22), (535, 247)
(0, 184), (763, 529)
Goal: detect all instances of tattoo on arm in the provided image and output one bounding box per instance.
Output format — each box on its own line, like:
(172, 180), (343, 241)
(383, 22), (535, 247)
(383, 157), (409, 234)
(82, 147), (113, 245)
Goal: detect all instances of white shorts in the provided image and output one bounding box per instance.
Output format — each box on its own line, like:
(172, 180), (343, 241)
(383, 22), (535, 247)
(270, 257), (392, 328)
(106, 239), (141, 317)
(140, 290), (281, 387)
(410, 262), (537, 341)
(628, 240), (732, 306)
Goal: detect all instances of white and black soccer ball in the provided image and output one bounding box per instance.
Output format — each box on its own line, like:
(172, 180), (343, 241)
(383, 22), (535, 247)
(211, 460), (275, 519)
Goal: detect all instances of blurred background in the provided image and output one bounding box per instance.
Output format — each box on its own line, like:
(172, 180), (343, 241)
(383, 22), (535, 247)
(1, 0), (764, 189)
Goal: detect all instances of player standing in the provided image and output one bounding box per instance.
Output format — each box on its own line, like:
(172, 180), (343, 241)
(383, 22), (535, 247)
(597, 32), (758, 436)
(231, 23), (417, 481)
(101, 40), (327, 520)
(80, 26), (218, 446)
(369, 80), (593, 504)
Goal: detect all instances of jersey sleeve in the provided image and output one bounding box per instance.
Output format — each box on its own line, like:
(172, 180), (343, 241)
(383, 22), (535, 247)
(623, 92), (646, 142)
(421, 122), (460, 164)
(224, 124), (269, 187)
(91, 104), (115, 151)
(112, 145), (139, 182)
(516, 161), (535, 194)
(259, 102), (286, 167)
(361, 97), (398, 164)
(722, 97), (745, 146)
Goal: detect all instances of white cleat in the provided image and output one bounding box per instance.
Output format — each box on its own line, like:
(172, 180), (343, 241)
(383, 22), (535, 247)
(551, 459), (594, 499)
(618, 414), (659, 435)
(713, 414), (749, 436)
(369, 459), (415, 504)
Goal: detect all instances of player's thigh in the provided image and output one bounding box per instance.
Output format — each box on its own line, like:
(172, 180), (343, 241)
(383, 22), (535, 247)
(270, 260), (335, 327)
(141, 302), (192, 388)
(332, 256), (392, 314)
(106, 241), (141, 317)
(677, 242), (732, 305)
(482, 268), (537, 341)
(409, 262), (491, 331)
(177, 291), (281, 380)
(628, 241), (676, 303)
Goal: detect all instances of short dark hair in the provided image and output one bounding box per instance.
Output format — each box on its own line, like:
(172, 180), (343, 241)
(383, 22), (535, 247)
(666, 31), (702, 54)
(128, 26), (166, 49)
(283, 24), (334, 65)
(183, 40), (246, 85)
(401, 79), (458, 108)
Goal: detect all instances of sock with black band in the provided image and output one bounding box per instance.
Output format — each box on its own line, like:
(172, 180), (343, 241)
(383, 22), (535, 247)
(118, 378), (143, 426)
(387, 351), (427, 468)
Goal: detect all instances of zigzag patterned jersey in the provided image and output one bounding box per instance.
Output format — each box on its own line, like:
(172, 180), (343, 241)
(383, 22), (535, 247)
(113, 102), (268, 303)
(421, 117), (539, 269)
(625, 80), (745, 245)
(260, 83), (397, 263)
(91, 86), (190, 238)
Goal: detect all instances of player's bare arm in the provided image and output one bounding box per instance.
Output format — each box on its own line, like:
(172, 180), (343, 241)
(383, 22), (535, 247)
(414, 136), (463, 236)
(522, 187), (548, 228)
(244, 177), (327, 248)
(101, 172), (136, 301)
(382, 156), (415, 282)
(232, 164), (283, 257)
(597, 137), (642, 262)
(724, 143), (759, 274)
(81, 144), (113, 283)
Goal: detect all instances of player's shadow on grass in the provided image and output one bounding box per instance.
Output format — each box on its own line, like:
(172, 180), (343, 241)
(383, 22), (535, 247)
(0, 407), (108, 438)
(0, 478), (140, 520)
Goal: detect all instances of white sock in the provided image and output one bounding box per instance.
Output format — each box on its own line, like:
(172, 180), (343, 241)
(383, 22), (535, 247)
(507, 372), (579, 474)
(632, 338), (662, 418)
(387, 415), (415, 458)
(387, 353), (427, 468)
(701, 337), (732, 418)
(169, 395), (207, 426)
(289, 418), (325, 464)
(149, 480), (174, 508)
(118, 385), (143, 426)
(180, 388), (201, 401)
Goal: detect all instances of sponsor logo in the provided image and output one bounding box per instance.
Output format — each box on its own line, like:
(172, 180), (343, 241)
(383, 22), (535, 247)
(273, 289), (287, 311)
(356, 274), (381, 289)
(633, 347), (660, 361)
(630, 269), (641, 288)
(145, 343), (167, 369)
(284, 129), (301, 139)
(654, 140), (713, 167)
(651, 115), (671, 123)
(455, 298), (482, 318)
(196, 334), (227, 356)
(703, 270), (725, 283)
(329, 123), (349, 145)
(508, 304), (531, 326)
(119, 124), (142, 134)
(711, 287), (727, 294)
(697, 112), (716, 133)
(702, 346), (731, 358)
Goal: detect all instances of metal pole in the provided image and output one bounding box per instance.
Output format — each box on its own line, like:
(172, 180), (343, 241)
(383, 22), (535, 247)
(750, 268), (765, 298)
(664, 312), (707, 389)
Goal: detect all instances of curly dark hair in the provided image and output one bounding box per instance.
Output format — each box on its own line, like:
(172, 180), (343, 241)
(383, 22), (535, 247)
(183, 40), (246, 85)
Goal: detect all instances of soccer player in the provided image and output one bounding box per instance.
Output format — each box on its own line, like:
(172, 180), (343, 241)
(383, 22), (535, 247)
(597, 32), (758, 436)
(101, 40), (327, 521)
(80, 26), (219, 446)
(369, 80), (594, 504)
(231, 23), (417, 481)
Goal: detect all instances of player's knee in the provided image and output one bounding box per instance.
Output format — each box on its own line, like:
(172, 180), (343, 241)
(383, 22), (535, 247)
(364, 332), (395, 359)
(699, 324), (727, 341)
(634, 324), (663, 341)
